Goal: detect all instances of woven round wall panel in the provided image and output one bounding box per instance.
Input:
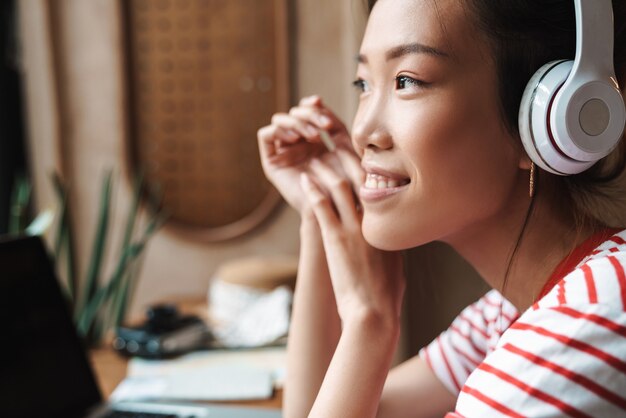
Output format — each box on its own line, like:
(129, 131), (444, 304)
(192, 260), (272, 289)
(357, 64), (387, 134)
(124, 0), (288, 241)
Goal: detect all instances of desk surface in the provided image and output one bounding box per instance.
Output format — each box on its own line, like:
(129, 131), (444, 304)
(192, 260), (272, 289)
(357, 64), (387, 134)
(88, 297), (284, 410)
(89, 345), (283, 409)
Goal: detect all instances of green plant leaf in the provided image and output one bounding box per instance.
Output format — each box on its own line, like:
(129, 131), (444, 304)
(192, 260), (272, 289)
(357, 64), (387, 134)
(8, 174), (31, 235)
(51, 173), (77, 306)
(77, 242), (143, 336)
(77, 212), (165, 337)
(51, 173), (68, 260)
(122, 173), (144, 251)
(108, 174), (144, 329)
(119, 251), (148, 324)
(78, 171), (114, 319)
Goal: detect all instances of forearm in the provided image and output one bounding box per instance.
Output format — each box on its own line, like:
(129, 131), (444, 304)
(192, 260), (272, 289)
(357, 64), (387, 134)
(309, 312), (400, 418)
(284, 214), (342, 418)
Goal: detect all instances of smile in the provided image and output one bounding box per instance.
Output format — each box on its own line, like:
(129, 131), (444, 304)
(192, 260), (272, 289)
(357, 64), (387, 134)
(360, 172), (410, 202)
(364, 173), (410, 189)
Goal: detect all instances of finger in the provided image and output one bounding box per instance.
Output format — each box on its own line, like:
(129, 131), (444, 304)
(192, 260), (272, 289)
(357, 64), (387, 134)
(257, 125), (278, 158)
(296, 103), (348, 137)
(300, 172), (340, 231)
(288, 108), (336, 152)
(257, 124), (300, 160)
(268, 141), (322, 167)
(271, 113), (319, 139)
(308, 158), (360, 226)
(297, 96), (347, 132)
(282, 108), (336, 152)
(299, 95), (322, 107)
(289, 106), (333, 131)
(336, 148), (365, 189)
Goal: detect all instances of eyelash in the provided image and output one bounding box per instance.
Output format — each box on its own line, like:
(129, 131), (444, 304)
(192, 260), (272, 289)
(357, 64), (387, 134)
(395, 75), (425, 90)
(352, 78), (368, 93)
(351, 76), (426, 93)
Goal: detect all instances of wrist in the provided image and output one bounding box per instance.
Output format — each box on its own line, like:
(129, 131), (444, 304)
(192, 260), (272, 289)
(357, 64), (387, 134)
(339, 309), (401, 367)
(300, 210), (320, 234)
(342, 307), (401, 342)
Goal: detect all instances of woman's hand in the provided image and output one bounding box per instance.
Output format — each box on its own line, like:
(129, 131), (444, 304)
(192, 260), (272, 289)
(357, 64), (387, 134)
(300, 158), (405, 327)
(257, 95), (352, 214)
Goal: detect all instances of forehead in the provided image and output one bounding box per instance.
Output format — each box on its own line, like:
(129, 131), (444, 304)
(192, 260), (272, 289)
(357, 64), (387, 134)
(361, 0), (480, 60)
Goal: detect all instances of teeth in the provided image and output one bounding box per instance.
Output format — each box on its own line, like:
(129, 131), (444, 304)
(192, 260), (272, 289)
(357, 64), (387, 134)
(364, 173), (408, 189)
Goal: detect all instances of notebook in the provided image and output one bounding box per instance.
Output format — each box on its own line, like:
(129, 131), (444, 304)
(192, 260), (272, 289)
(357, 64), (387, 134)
(0, 235), (282, 418)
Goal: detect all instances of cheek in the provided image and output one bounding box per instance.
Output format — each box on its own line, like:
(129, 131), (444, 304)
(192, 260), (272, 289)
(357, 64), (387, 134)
(361, 95), (520, 249)
(426, 130), (516, 222)
(416, 86), (517, 186)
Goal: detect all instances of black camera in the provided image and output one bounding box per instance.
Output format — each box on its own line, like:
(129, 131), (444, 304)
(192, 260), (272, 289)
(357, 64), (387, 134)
(113, 304), (212, 358)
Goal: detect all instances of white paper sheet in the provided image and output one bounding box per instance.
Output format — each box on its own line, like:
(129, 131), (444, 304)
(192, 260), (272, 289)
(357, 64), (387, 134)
(111, 346), (287, 402)
(111, 365), (273, 402)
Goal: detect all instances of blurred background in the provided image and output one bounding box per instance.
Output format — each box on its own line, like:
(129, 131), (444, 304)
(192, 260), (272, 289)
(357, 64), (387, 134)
(3, 0), (488, 360)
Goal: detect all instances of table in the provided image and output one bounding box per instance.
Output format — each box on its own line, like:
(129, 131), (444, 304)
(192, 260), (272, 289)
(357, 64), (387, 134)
(88, 297), (283, 410)
(89, 345), (283, 409)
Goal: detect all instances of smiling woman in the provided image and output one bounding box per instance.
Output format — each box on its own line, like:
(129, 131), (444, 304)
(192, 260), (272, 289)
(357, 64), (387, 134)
(257, 0), (626, 417)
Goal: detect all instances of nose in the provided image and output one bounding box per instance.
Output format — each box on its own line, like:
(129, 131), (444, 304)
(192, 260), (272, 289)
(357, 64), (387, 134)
(351, 96), (393, 153)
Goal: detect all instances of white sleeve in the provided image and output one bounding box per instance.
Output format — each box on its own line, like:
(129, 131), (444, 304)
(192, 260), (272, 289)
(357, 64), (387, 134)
(418, 290), (519, 395)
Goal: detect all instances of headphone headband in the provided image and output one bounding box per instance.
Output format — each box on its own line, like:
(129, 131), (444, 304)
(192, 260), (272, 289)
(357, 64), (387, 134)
(572, 0), (615, 78)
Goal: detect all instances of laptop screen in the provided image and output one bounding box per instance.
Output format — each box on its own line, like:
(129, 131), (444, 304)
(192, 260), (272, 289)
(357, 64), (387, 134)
(0, 236), (102, 418)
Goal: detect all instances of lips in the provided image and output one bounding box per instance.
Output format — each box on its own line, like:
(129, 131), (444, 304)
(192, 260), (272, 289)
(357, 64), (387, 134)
(364, 172), (410, 189)
(360, 164), (411, 202)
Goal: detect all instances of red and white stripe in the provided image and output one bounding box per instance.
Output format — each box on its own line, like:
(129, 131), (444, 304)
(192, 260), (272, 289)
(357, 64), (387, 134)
(424, 230), (626, 417)
(419, 290), (519, 395)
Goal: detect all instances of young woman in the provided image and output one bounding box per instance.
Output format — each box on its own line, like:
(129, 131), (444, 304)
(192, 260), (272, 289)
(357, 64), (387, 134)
(257, 0), (626, 416)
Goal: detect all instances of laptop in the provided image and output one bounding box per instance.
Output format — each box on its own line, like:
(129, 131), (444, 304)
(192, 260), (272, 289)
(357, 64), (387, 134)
(0, 235), (282, 418)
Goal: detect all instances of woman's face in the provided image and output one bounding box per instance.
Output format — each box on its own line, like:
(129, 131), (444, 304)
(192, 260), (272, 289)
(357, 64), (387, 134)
(352, 0), (528, 251)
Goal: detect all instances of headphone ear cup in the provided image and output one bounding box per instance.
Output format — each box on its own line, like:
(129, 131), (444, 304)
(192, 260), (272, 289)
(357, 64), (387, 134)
(519, 60), (596, 175)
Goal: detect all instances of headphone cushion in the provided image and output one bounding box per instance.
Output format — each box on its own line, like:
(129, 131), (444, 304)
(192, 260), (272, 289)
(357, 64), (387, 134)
(519, 60), (596, 175)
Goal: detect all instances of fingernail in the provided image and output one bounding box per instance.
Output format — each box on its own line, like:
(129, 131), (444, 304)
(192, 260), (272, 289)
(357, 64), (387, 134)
(305, 125), (318, 136)
(286, 129), (299, 138)
(318, 115), (332, 126)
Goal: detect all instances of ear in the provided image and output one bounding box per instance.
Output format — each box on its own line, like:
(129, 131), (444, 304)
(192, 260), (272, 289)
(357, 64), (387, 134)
(514, 133), (533, 170)
(519, 153), (533, 170)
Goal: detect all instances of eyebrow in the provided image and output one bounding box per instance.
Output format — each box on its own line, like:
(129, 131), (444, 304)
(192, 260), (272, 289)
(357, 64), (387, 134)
(357, 42), (449, 64)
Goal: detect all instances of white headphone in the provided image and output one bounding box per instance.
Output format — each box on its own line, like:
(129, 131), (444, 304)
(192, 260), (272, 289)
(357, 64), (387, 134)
(519, 0), (626, 175)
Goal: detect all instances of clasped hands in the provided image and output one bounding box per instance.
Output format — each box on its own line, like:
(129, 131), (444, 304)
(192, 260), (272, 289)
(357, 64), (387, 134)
(257, 96), (405, 328)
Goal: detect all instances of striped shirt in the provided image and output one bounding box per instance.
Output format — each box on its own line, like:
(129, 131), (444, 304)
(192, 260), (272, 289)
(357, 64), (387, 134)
(419, 229), (626, 417)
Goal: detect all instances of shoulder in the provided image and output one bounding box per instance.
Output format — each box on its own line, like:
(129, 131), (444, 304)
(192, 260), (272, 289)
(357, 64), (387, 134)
(454, 287), (626, 416)
(534, 229), (626, 312)
(451, 231), (626, 416)
(455, 289), (519, 329)
(419, 290), (519, 395)
(455, 303), (626, 416)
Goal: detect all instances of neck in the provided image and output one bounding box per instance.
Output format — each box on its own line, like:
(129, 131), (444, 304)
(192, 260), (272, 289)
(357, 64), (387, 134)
(444, 175), (597, 312)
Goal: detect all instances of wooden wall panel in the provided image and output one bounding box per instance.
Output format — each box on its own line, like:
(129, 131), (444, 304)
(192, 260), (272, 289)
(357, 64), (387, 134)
(124, 0), (287, 238)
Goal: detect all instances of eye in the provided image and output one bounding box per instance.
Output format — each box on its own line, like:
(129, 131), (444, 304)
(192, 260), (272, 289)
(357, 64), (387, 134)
(395, 75), (426, 90)
(352, 78), (370, 93)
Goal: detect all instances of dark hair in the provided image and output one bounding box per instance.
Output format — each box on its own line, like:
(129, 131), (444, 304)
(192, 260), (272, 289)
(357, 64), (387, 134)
(366, 0), (626, 227)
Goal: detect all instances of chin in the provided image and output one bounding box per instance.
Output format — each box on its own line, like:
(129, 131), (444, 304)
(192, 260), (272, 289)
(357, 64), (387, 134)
(361, 217), (411, 251)
(361, 213), (435, 251)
